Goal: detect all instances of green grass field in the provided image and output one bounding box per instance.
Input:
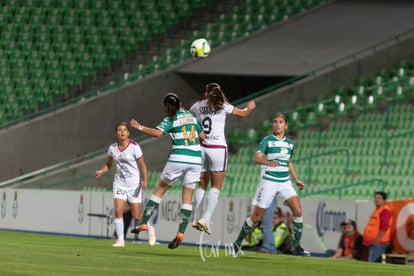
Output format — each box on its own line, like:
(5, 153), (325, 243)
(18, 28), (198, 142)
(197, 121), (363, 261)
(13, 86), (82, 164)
(1, 230), (412, 276)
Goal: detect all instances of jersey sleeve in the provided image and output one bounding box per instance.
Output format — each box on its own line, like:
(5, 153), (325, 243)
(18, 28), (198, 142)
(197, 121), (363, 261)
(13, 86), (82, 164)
(257, 136), (268, 154)
(189, 102), (198, 116)
(134, 144), (143, 159)
(156, 117), (171, 134)
(224, 102), (235, 114)
(107, 145), (113, 157)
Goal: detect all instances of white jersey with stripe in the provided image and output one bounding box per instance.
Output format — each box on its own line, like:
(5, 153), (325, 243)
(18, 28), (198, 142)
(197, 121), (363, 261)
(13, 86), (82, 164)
(257, 134), (295, 183)
(190, 99), (234, 146)
(108, 139), (143, 188)
(156, 109), (203, 165)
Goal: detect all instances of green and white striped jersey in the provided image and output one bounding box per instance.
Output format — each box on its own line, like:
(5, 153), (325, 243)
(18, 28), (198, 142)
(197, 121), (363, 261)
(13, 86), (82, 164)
(257, 134), (295, 183)
(156, 109), (203, 165)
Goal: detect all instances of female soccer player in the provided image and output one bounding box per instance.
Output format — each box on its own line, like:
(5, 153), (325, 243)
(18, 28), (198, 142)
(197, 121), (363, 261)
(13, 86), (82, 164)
(232, 113), (310, 257)
(189, 83), (256, 235)
(129, 93), (205, 249)
(95, 122), (155, 247)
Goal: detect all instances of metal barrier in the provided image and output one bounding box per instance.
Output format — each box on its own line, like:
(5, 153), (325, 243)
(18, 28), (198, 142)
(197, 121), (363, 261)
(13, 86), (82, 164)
(301, 178), (386, 200)
(295, 149), (350, 185)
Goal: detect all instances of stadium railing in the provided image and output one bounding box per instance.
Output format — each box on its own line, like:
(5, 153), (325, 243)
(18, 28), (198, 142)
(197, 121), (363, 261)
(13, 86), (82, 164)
(300, 178), (386, 200)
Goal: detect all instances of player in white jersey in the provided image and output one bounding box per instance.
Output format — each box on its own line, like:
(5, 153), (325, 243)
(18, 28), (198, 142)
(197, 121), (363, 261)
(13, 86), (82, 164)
(95, 122), (155, 247)
(232, 113), (310, 257)
(129, 93), (205, 249)
(190, 83), (256, 234)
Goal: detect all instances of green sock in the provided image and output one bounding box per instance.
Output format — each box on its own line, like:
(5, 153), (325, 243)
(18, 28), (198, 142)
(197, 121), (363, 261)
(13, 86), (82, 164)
(178, 208), (192, 233)
(292, 220), (303, 248)
(141, 200), (159, 225)
(235, 219), (254, 247)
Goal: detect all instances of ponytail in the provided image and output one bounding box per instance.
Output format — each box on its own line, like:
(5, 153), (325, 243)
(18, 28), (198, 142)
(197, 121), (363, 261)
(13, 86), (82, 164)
(163, 93), (181, 118)
(207, 87), (227, 111)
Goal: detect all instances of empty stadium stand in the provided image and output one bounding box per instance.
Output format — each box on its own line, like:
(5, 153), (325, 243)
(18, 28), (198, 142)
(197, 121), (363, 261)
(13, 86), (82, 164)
(0, 0), (326, 128)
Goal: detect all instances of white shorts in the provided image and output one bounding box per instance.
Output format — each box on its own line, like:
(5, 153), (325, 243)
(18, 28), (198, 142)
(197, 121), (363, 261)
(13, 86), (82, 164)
(201, 144), (228, 172)
(160, 161), (201, 189)
(113, 184), (143, 204)
(251, 178), (297, 209)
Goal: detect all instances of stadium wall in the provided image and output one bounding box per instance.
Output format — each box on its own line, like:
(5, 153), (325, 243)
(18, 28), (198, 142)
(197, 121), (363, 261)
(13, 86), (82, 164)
(3, 189), (413, 255)
(0, 188), (376, 255)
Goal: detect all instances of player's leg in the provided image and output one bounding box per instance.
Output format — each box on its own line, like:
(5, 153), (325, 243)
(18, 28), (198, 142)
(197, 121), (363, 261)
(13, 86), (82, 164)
(233, 206), (266, 256)
(192, 171), (209, 229)
(284, 196), (303, 246)
(233, 179), (275, 254)
(129, 190), (157, 246)
(131, 199), (156, 245)
(113, 187), (127, 247)
(133, 162), (178, 235)
(123, 204), (133, 237)
(197, 170), (224, 234)
(284, 192), (310, 256)
(134, 180), (168, 229)
(169, 184), (196, 249)
(198, 146), (227, 234)
(169, 165), (198, 249)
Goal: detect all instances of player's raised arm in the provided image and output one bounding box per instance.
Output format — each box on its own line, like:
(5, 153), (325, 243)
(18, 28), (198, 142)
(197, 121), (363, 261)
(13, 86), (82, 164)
(129, 119), (164, 137)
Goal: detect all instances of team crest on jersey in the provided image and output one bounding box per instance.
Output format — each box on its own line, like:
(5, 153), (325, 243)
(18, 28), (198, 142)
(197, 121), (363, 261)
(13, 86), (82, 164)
(268, 141), (278, 147)
(280, 148), (289, 154)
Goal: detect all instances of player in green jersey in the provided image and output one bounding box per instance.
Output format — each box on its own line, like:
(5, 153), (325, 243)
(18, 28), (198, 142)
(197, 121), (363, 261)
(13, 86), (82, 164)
(129, 93), (205, 249)
(232, 113), (310, 257)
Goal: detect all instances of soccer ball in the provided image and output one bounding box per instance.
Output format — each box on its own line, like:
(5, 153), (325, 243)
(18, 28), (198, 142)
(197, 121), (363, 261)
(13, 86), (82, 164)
(190, 38), (211, 58)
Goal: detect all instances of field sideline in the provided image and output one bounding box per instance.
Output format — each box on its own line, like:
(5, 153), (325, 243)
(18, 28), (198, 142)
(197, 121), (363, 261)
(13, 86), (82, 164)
(0, 230), (412, 276)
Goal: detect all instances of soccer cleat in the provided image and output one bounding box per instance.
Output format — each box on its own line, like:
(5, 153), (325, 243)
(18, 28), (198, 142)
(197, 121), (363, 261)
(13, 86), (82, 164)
(292, 246), (311, 256)
(192, 220), (203, 231)
(197, 218), (212, 235)
(131, 224), (147, 234)
(112, 240), (125, 247)
(168, 233), (184, 249)
(147, 226), (156, 246)
(232, 243), (243, 258)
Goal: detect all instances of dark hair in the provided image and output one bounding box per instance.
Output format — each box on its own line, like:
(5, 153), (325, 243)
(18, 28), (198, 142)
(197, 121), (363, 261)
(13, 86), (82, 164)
(274, 207), (283, 216)
(115, 122), (129, 131)
(375, 191), (387, 200)
(343, 219), (357, 230)
(163, 93), (181, 118)
(205, 82), (221, 92)
(206, 86), (227, 111)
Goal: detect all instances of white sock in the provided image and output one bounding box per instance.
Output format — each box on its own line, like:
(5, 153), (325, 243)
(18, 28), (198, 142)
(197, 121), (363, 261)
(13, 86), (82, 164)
(202, 188), (220, 222)
(114, 218), (124, 241)
(150, 194), (162, 204)
(246, 216), (254, 227)
(193, 188), (205, 221)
